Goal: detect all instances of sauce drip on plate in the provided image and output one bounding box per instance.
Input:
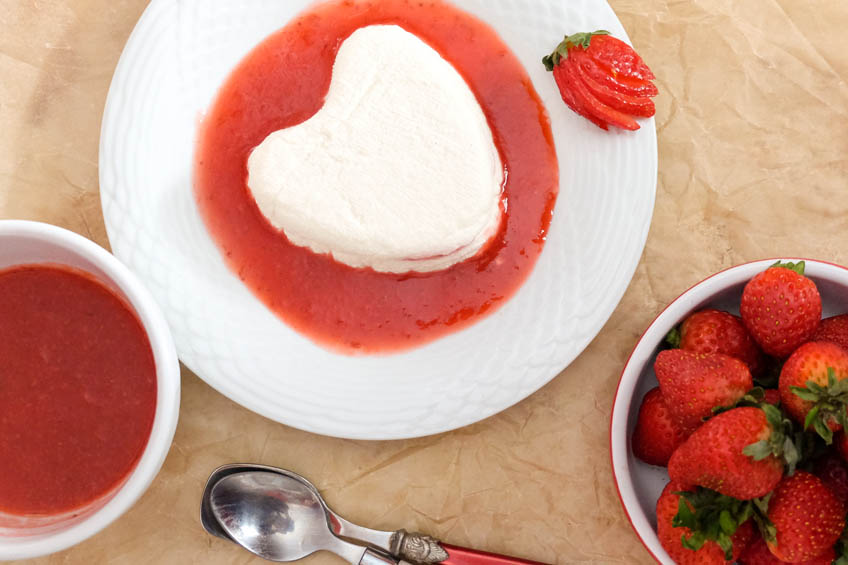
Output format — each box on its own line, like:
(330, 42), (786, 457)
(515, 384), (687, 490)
(0, 265), (156, 516)
(195, 0), (559, 353)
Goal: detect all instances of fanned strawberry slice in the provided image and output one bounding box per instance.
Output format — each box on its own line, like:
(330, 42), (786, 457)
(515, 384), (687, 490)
(585, 33), (655, 80)
(551, 63), (609, 130)
(561, 58), (639, 131)
(573, 59), (655, 117)
(571, 49), (659, 97)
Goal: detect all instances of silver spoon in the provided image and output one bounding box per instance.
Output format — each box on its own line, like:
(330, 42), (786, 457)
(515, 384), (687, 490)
(209, 470), (409, 565)
(202, 464), (546, 565)
(201, 464), (448, 563)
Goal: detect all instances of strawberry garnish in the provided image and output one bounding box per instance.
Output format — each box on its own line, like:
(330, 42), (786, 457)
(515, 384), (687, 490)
(571, 50), (659, 97)
(550, 60), (611, 130)
(559, 57), (640, 131)
(543, 30), (657, 131)
(580, 33), (655, 81)
(572, 61), (656, 117)
(779, 341), (848, 443)
(632, 387), (687, 466)
(740, 261), (822, 358)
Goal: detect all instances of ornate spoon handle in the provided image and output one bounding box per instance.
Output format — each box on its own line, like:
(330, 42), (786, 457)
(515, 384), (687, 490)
(392, 531), (548, 565)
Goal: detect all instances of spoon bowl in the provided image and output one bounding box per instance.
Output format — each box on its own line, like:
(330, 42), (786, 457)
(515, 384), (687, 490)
(200, 464), (284, 542)
(209, 471), (373, 564)
(202, 464), (397, 551)
(211, 472), (329, 562)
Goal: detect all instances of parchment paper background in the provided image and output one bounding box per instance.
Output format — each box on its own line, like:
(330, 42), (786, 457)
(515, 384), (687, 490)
(2, 0), (848, 563)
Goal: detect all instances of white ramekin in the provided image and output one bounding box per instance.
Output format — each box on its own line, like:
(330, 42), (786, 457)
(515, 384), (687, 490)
(610, 258), (848, 564)
(0, 220), (180, 560)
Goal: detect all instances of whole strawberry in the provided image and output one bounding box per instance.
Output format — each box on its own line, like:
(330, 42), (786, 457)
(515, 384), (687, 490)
(813, 314), (848, 353)
(738, 535), (835, 564)
(814, 452), (848, 507)
(740, 261), (821, 358)
(632, 387), (687, 466)
(656, 482), (753, 564)
(779, 341), (848, 443)
(765, 470), (844, 562)
(671, 309), (766, 376)
(655, 350), (753, 433)
(668, 406), (789, 500)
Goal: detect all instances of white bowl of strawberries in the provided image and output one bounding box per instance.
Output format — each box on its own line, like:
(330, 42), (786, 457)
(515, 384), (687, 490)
(611, 259), (848, 564)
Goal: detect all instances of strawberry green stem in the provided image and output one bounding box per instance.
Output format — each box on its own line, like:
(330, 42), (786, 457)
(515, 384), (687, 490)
(542, 30), (611, 71)
(672, 488), (754, 560)
(751, 495), (777, 544)
(664, 327), (681, 348)
(790, 367), (848, 444)
(742, 403), (800, 473)
(769, 260), (805, 276)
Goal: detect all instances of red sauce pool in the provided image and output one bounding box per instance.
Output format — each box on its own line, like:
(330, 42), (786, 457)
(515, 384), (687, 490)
(0, 265), (156, 516)
(195, 0), (559, 353)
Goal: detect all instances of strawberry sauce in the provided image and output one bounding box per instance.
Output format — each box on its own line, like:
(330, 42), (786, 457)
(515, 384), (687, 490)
(195, 0), (558, 353)
(0, 265), (156, 516)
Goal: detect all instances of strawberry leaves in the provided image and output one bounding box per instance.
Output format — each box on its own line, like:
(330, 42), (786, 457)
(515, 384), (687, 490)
(712, 387), (766, 416)
(743, 403), (800, 474)
(664, 327), (681, 349)
(790, 367), (848, 444)
(750, 494), (777, 544)
(672, 488), (753, 560)
(770, 259), (806, 276)
(542, 30), (611, 71)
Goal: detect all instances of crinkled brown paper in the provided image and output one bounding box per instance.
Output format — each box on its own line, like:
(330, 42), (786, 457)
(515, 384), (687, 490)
(2, 0), (848, 563)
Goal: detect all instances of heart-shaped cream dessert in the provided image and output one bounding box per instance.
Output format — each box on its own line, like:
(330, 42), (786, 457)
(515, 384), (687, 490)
(247, 25), (504, 273)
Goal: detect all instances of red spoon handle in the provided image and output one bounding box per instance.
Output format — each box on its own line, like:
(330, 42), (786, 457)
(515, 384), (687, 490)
(441, 544), (549, 565)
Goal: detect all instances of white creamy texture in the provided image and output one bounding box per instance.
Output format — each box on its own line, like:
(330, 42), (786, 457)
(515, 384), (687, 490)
(246, 24), (504, 273)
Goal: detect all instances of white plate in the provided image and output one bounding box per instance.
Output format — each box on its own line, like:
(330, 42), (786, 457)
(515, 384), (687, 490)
(99, 0), (657, 439)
